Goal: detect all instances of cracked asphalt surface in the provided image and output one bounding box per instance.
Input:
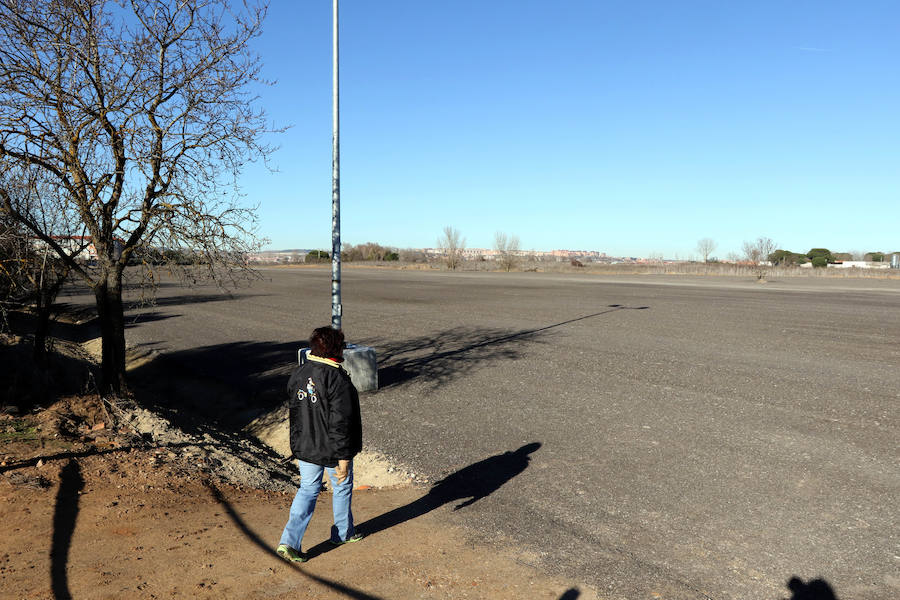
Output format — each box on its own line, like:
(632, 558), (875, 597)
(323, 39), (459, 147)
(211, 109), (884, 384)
(61, 268), (900, 599)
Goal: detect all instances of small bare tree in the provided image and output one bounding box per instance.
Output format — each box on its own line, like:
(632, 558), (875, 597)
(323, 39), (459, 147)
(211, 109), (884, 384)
(696, 237), (717, 263)
(437, 226), (465, 270)
(0, 0), (275, 395)
(0, 205), (26, 327)
(399, 248), (427, 263)
(493, 231), (520, 272)
(742, 236), (776, 280)
(0, 166), (86, 367)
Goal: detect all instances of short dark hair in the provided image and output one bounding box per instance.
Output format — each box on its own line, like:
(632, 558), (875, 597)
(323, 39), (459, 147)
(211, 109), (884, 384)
(310, 326), (345, 358)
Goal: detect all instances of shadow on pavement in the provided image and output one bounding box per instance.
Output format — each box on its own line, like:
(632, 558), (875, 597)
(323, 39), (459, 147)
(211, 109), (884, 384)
(8, 289), (267, 346)
(127, 292), (269, 309)
(6, 303), (178, 346)
(124, 312), (181, 329)
(305, 442), (542, 560)
(124, 305), (650, 433)
(374, 305), (650, 390)
(50, 460), (83, 600)
(6, 309), (97, 344)
(127, 339), (307, 432)
(784, 576), (839, 600)
(558, 588), (580, 600)
(204, 480), (385, 600)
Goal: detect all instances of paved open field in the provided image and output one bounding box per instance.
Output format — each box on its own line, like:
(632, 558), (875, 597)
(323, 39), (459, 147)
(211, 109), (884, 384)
(60, 268), (900, 599)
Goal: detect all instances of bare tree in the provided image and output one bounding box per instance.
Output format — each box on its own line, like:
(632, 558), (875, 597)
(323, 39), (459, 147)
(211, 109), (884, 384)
(741, 236), (776, 280)
(493, 231), (520, 272)
(0, 168), (81, 367)
(437, 226), (465, 270)
(399, 248), (426, 263)
(358, 242), (390, 261)
(0, 0), (275, 395)
(696, 237), (717, 263)
(341, 242), (394, 262)
(0, 202), (27, 326)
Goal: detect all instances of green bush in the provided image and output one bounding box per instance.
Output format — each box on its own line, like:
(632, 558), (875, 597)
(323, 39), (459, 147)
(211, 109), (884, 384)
(806, 248), (834, 263)
(769, 249), (789, 265)
(811, 256), (828, 268)
(769, 249), (808, 266)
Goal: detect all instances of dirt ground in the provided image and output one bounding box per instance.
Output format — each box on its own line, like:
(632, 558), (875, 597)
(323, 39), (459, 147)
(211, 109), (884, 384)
(0, 336), (598, 600)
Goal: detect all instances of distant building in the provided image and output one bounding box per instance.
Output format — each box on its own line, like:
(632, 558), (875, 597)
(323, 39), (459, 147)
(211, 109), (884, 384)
(829, 261), (889, 269)
(248, 250), (307, 264)
(32, 235), (123, 263)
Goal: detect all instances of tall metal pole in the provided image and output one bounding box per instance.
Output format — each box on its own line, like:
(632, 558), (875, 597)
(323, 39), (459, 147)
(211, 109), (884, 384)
(331, 0), (342, 330)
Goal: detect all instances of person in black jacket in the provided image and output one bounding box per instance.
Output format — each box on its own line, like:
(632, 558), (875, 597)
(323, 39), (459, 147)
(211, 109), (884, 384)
(277, 326), (363, 562)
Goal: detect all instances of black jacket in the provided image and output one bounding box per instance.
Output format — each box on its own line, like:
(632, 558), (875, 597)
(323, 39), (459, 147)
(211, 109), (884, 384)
(287, 355), (362, 467)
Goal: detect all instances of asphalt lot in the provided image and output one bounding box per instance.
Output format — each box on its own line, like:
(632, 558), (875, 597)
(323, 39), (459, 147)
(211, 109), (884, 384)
(60, 267), (900, 599)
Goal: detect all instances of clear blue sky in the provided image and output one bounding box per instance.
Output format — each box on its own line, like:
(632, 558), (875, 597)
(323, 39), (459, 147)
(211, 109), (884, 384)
(244, 0), (899, 259)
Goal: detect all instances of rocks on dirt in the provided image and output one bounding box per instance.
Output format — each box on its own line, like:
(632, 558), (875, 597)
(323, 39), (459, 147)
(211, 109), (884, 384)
(2, 390), (302, 496)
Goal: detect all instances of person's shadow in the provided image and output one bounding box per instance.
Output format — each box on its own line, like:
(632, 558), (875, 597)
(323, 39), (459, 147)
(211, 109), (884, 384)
(306, 442), (541, 559)
(784, 576), (839, 600)
(51, 460), (84, 600)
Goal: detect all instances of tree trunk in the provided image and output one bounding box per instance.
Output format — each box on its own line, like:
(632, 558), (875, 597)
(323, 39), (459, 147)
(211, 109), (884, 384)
(32, 286), (52, 367)
(33, 272), (67, 367)
(94, 274), (128, 396)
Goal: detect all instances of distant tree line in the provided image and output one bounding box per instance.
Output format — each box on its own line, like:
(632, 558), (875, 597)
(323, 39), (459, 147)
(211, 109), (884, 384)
(768, 247), (896, 268)
(700, 237), (896, 269)
(299, 243), (401, 264)
(342, 242), (399, 262)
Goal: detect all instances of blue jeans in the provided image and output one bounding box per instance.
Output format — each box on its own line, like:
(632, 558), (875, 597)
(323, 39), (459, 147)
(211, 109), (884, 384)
(279, 459), (355, 551)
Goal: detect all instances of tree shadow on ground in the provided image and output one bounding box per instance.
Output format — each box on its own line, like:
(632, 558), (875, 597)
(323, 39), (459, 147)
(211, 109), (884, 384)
(372, 325), (544, 391)
(127, 339), (306, 432)
(305, 442), (542, 560)
(50, 460), (83, 600)
(6, 305), (178, 346)
(124, 312), (181, 329)
(37, 444), (573, 600)
(0, 331), (99, 412)
(124, 292), (269, 309)
(26, 291), (268, 342)
(0, 438), (283, 481)
(125, 342), (305, 488)
(370, 305), (650, 391)
(125, 305), (650, 436)
(204, 480), (386, 600)
(783, 576), (839, 600)
(202, 443), (568, 599)
(1, 444), (136, 475)
(6, 308), (97, 344)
